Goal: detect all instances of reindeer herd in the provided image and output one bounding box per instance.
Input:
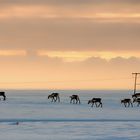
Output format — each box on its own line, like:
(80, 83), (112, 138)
(0, 92), (140, 108)
(121, 93), (140, 107)
(47, 92), (140, 108)
(47, 93), (103, 107)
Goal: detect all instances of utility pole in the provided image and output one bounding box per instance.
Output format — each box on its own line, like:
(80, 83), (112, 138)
(132, 73), (140, 94)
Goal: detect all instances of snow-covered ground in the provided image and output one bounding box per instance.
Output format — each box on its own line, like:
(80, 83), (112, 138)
(0, 90), (140, 140)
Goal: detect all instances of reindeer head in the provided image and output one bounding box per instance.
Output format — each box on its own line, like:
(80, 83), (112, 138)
(48, 95), (51, 99)
(132, 94), (136, 99)
(121, 100), (124, 104)
(88, 100), (92, 104)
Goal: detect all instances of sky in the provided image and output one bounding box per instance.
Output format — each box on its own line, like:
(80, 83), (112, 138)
(0, 0), (140, 89)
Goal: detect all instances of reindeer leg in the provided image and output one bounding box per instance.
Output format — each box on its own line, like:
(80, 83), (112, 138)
(99, 102), (102, 108)
(131, 102), (133, 107)
(55, 97), (57, 102)
(127, 103), (130, 107)
(79, 99), (81, 104)
(70, 99), (72, 104)
(124, 103), (126, 107)
(96, 102), (99, 107)
(73, 99), (74, 104)
(95, 102), (97, 107)
(98, 102), (101, 107)
(3, 95), (6, 101)
(58, 96), (60, 102)
(77, 99), (79, 104)
(101, 102), (103, 108)
(137, 102), (140, 107)
(97, 102), (99, 107)
(53, 97), (56, 102)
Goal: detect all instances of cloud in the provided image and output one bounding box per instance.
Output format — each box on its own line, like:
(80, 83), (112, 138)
(1, 0), (140, 5)
(0, 0), (140, 21)
(37, 51), (95, 62)
(0, 50), (26, 56)
(0, 6), (139, 21)
(0, 19), (140, 52)
(37, 50), (140, 62)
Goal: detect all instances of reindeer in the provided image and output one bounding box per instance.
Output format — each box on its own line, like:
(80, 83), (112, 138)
(132, 93), (140, 102)
(48, 93), (60, 102)
(0, 92), (6, 101)
(88, 98), (102, 108)
(133, 98), (140, 107)
(121, 99), (133, 107)
(70, 95), (80, 104)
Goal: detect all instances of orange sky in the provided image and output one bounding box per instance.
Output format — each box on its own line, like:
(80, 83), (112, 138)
(0, 0), (140, 89)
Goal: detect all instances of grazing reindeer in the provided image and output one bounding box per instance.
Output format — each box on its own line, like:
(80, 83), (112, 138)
(70, 95), (80, 104)
(0, 92), (6, 101)
(121, 99), (133, 107)
(88, 98), (102, 108)
(48, 93), (60, 102)
(132, 93), (140, 101)
(133, 98), (140, 107)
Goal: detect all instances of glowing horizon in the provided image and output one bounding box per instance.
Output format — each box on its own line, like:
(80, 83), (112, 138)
(38, 50), (140, 62)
